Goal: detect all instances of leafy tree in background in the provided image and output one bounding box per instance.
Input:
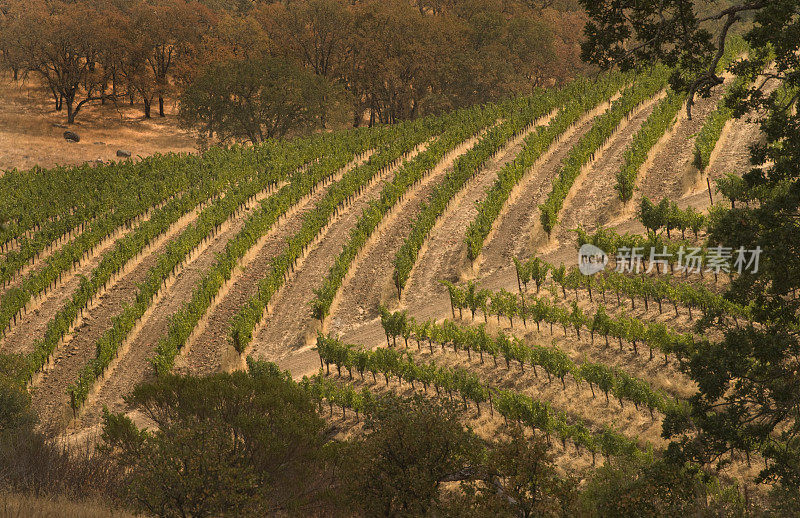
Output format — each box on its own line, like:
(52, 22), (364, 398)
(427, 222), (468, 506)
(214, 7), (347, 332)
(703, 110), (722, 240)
(0, 0), (25, 80)
(0, 0), (209, 123)
(577, 456), (746, 517)
(580, 0), (800, 490)
(134, 0), (212, 117)
(179, 57), (330, 143)
(209, 11), (270, 61)
(101, 370), (340, 517)
(110, 7), (159, 119)
(259, 0), (351, 80)
(345, 0), (444, 125)
(475, 426), (577, 517)
(3, 0), (113, 123)
(257, 0), (358, 127)
(344, 394), (484, 516)
(111, 0), (211, 118)
(0, 0), (592, 127)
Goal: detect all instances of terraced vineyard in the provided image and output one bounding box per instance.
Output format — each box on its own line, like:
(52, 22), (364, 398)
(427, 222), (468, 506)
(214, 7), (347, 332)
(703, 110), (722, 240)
(1, 61), (777, 489)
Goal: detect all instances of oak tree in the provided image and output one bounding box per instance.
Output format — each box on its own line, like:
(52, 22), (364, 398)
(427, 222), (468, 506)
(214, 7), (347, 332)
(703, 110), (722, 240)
(580, 0), (800, 489)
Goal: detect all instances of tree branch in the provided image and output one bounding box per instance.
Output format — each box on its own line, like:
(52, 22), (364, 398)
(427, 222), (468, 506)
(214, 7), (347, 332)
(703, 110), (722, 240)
(72, 92), (117, 121)
(684, 1), (772, 118)
(697, 1), (770, 23)
(686, 10), (737, 119)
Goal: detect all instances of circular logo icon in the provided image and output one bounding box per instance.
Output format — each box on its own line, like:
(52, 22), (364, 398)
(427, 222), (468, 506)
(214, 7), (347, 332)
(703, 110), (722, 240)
(578, 244), (608, 275)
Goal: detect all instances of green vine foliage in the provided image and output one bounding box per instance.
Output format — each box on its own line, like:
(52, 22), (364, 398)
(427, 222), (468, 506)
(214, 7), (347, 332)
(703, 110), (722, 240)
(228, 112), (461, 355)
(376, 310), (685, 417)
(539, 66), (671, 235)
(67, 128), (384, 406)
(465, 71), (629, 261)
(391, 82), (595, 293)
(314, 333), (649, 462)
(310, 103), (502, 321)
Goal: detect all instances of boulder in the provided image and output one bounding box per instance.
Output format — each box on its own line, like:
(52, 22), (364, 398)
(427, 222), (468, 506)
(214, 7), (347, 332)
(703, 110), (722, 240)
(116, 149), (132, 158)
(63, 131), (80, 143)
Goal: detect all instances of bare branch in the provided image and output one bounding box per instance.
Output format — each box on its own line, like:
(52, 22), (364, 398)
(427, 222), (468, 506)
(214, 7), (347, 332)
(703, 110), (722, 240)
(686, 8), (740, 119)
(697, 1), (770, 23)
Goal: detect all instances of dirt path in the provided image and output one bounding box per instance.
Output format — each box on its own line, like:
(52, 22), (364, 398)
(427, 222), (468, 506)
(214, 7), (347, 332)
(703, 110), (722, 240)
(58, 77), (773, 454)
(74, 186), (279, 430)
(548, 93), (664, 250)
(636, 84), (727, 204)
(247, 146), (429, 364)
(421, 347), (667, 446)
(274, 88), (770, 382)
(316, 112), (562, 359)
(702, 84), (777, 186)
(29, 200), (211, 435)
(176, 153), (372, 376)
(326, 131), (491, 343)
(397, 113), (557, 318)
(477, 98), (620, 279)
(0, 192), (186, 355)
(0, 219), (144, 356)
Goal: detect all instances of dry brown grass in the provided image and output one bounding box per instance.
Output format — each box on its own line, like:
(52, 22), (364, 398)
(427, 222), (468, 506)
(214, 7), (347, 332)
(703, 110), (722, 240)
(316, 371), (600, 481)
(0, 492), (135, 518)
(0, 71), (196, 172)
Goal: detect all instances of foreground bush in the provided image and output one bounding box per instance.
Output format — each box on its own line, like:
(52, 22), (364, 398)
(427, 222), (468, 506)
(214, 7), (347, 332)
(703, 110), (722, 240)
(0, 354), (121, 508)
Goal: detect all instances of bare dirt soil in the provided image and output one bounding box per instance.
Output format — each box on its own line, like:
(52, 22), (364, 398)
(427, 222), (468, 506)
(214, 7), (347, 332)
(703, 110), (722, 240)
(0, 219), (141, 356)
(246, 145), (428, 364)
(29, 202), (210, 434)
(75, 186), (277, 430)
(325, 130), (491, 342)
(548, 94), (663, 250)
(23, 74), (767, 490)
(273, 83), (765, 389)
(176, 153), (373, 376)
(396, 111), (559, 328)
(477, 95), (621, 279)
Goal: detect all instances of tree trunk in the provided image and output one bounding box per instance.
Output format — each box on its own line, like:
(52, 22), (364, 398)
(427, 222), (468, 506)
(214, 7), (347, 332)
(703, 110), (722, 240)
(50, 86), (63, 111)
(66, 97), (76, 124)
(158, 95), (165, 117)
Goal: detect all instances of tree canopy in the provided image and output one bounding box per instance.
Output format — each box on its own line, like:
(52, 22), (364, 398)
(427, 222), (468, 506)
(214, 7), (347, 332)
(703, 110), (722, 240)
(580, 0), (800, 490)
(179, 57), (329, 143)
(100, 369), (338, 517)
(0, 0), (591, 128)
